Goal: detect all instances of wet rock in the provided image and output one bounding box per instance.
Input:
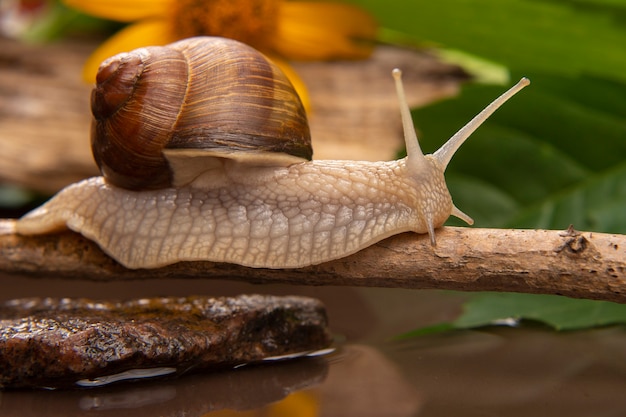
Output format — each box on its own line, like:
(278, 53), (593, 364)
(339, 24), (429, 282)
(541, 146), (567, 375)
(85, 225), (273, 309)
(0, 295), (331, 389)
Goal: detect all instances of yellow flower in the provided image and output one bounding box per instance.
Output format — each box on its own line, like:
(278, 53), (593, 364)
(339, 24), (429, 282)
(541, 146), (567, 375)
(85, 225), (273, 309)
(63, 0), (377, 108)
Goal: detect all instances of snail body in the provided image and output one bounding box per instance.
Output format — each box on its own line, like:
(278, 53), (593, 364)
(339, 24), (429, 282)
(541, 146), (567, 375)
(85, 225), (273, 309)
(15, 37), (529, 269)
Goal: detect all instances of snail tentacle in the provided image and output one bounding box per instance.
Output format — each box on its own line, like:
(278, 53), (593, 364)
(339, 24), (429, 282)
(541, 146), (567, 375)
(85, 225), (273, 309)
(434, 77), (531, 170)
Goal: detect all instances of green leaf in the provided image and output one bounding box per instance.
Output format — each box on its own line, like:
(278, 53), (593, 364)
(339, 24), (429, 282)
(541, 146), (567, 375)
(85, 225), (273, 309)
(507, 164), (626, 232)
(358, 0), (626, 83)
(455, 293), (626, 331)
(412, 74), (626, 234)
(395, 322), (458, 340)
(0, 184), (36, 208)
(397, 293), (626, 339)
(444, 174), (520, 227)
(20, 2), (120, 43)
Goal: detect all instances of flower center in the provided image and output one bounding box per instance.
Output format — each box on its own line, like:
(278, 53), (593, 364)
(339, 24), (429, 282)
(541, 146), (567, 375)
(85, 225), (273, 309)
(171, 0), (280, 51)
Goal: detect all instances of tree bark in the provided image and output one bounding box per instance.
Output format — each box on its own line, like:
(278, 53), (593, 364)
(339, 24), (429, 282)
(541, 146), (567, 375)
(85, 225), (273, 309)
(1, 219), (624, 303)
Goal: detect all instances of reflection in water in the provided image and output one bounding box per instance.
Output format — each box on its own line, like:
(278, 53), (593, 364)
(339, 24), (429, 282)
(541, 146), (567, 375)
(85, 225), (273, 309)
(317, 345), (422, 417)
(78, 385), (177, 411)
(201, 391), (319, 417)
(73, 349), (335, 389)
(255, 347), (336, 363)
(387, 325), (626, 416)
(0, 344), (423, 417)
(0, 356), (328, 417)
(76, 367), (178, 388)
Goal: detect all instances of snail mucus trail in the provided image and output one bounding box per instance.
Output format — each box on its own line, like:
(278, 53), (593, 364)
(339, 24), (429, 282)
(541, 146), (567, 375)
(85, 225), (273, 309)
(15, 37), (530, 270)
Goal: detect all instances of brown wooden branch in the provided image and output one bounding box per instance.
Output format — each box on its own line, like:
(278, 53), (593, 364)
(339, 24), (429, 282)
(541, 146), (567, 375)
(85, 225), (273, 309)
(1, 219), (624, 303)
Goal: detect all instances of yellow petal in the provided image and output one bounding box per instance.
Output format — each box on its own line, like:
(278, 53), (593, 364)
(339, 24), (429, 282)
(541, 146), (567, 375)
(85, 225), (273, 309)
(62, 0), (171, 22)
(266, 54), (312, 113)
(82, 20), (175, 83)
(266, 392), (319, 417)
(275, 2), (377, 60)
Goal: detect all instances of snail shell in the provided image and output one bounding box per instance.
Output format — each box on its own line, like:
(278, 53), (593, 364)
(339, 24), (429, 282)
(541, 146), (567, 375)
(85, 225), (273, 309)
(91, 36), (311, 190)
(16, 37), (529, 269)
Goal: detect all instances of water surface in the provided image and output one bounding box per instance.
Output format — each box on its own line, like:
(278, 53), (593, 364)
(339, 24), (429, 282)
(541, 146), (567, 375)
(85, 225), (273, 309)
(2, 277), (625, 416)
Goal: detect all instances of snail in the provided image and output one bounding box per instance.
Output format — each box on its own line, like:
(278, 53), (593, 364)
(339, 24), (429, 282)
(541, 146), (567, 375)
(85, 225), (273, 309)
(15, 36), (529, 269)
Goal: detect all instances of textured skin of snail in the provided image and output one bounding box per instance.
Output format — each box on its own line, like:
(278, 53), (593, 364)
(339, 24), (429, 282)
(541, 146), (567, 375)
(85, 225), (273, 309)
(16, 158), (450, 269)
(15, 37), (529, 269)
